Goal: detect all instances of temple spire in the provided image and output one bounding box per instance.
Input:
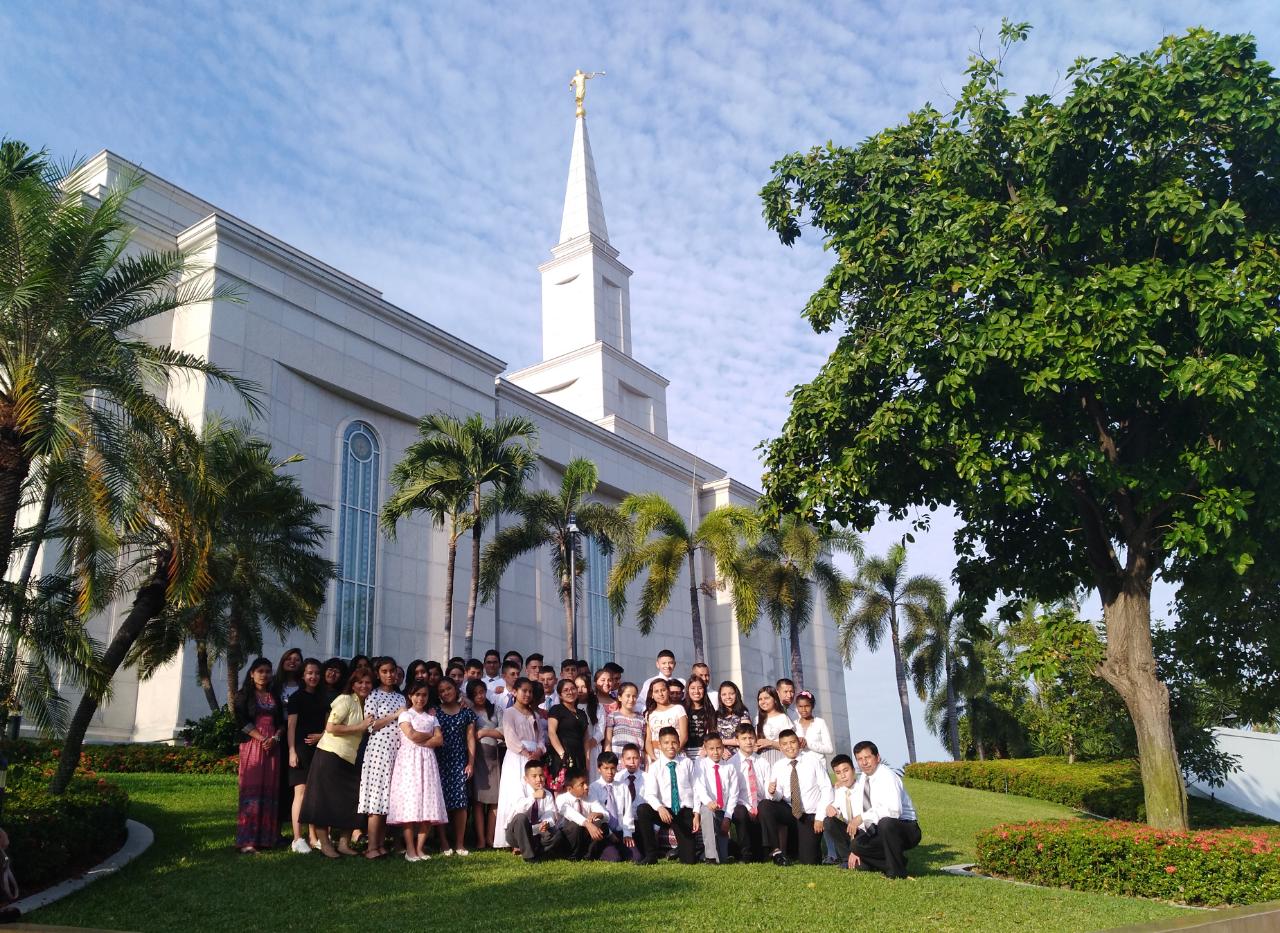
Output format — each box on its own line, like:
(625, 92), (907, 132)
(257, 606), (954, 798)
(558, 115), (609, 244)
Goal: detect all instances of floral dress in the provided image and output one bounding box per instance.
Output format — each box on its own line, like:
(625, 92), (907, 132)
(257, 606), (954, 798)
(358, 688), (404, 815)
(434, 705), (477, 811)
(387, 710), (447, 825)
(235, 693), (281, 848)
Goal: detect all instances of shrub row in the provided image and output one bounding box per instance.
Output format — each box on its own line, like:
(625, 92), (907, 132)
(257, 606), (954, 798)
(905, 757), (1145, 819)
(4, 767), (129, 891)
(976, 819), (1280, 906)
(1, 738), (238, 775)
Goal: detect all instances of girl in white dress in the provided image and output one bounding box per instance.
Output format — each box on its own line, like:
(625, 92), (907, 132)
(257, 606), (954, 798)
(643, 679), (687, 761)
(755, 685), (792, 767)
(793, 690), (835, 771)
(357, 657), (406, 859)
(493, 678), (545, 849)
(386, 682), (446, 861)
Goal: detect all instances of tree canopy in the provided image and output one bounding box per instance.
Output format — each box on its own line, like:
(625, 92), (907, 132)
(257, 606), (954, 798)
(759, 24), (1280, 828)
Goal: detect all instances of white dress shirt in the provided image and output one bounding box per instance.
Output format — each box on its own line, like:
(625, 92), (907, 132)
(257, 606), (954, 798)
(510, 783), (560, 829)
(612, 768), (643, 838)
(771, 750), (834, 817)
(482, 674), (506, 706)
(557, 792), (607, 827)
(730, 751), (772, 815)
(692, 755), (742, 813)
(853, 764), (917, 824)
(589, 777), (625, 832)
(642, 752), (696, 813)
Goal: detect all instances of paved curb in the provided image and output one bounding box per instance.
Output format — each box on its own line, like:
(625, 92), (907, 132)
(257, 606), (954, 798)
(11, 819), (153, 916)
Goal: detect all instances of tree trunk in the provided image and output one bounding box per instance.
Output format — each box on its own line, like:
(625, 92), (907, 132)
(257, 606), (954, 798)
(945, 660), (960, 760)
(1098, 580), (1188, 830)
(51, 555), (168, 794)
(441, 529), (457, 661)
(225, 620), (241, 713)
(196, 638), (219, 712)
(0, 418), (31, 580)
(889, 606), (917, 764)
(0, 476), (55, 732)
(562, 576), (577, 662)
(464, 511), (480, 659)
(687, 551), (705, 665)
(788, 617), (804, 693)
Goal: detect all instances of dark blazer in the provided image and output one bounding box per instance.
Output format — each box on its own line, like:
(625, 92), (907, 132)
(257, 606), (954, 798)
(233, 688), (285, 737)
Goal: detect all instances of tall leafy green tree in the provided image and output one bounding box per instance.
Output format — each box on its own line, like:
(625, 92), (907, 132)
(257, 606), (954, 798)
(903, 596), (987, 760)
(480, 458), (625, 659)
(738, 515), (859, 690)
(839, 543), (944, 764)
(381, 413), (537, 659)
(607, 494), (759, 665)
(759, 25), (1280, 828)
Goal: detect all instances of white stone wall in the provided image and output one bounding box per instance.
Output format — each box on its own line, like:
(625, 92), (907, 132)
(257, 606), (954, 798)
(1191, 727), (1280, 821)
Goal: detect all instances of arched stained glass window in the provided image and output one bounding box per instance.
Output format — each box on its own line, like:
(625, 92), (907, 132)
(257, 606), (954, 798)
(335, 421), (380, 657)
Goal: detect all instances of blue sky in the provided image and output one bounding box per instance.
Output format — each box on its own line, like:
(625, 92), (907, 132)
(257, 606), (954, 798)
(4, 0), (1277, 764)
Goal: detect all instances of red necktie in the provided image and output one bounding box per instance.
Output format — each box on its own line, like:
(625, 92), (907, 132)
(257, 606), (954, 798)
(714, 763), (724, 810)
(746, 760), (759, 815)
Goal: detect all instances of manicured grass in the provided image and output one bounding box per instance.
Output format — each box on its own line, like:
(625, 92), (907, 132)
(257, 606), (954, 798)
(32, 775), (1187, 932)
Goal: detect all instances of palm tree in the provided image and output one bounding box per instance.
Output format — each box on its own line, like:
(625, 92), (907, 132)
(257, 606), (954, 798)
(0, 140), (257, 583)
(381, 412), (537, 660)
(480, 458), (626, 659)
(839, 542), (944, 764)
(903, 595), (989, 760)
(741, 516), (861, 691)
(607, 495), (760, 665)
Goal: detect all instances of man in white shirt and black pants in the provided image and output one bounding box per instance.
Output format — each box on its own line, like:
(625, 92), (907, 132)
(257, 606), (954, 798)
(758, 729), (832, 866)
(847, 740), (922, 878)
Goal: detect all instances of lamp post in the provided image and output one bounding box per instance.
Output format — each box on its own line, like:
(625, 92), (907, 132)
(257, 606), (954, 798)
(567, 512), (579, 660)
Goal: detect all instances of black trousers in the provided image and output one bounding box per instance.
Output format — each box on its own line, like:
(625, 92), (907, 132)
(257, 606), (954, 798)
(758, 800), (821, 865)
(851, 818), (922, 878)
(562, 820), (615, 861)
(634, 804), (698, 864)
(506, 814), (564, 862)
(729, 804), (773, 862)
(825, 816), (855, 862)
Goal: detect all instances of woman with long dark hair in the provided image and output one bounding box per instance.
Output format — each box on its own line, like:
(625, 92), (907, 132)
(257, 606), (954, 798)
(714, 681), (752, 759)
(643, 678), (687, 761)
(493, 677), (544, 849)
(574, 673), (603, 780)
(755, 685), (790, 766)
(321, 657), (349, 702)
(286, 658), (327, 853)
(683, 675), (717, 761)
(432, 677), (477, 856)
(547, 678), (587, 788)
(358, 657), (406, 859)
(467, 678), (502, 849)
(234, 657), (284, 853)
(272, 648), (304, 702)
(301, 669), (374, 858)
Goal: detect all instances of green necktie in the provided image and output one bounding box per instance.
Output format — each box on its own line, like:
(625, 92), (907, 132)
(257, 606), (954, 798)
(668, 760), (680, 811)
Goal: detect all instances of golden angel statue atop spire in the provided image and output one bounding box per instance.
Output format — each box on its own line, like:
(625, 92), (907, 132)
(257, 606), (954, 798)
(570, 69), (605, 117)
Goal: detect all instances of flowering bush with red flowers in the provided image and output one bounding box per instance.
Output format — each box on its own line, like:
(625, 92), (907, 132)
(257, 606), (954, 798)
(2, 738), (238, 775)
(906, 757), (1145, 819)
(975, 819), (1280, 905)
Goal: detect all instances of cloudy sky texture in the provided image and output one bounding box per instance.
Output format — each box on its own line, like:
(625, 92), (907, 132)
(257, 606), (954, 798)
(4, 0), (1277, 764)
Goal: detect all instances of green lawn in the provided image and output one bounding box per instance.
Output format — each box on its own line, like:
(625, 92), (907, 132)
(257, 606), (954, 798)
(32, 775), (1188, 933)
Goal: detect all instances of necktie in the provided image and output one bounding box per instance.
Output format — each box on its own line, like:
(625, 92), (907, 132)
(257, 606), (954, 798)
(746, 759), (759, 815)
(845, 787), (854, 822)
(577, 799), (586, 817)
(863, 775), (872, 813)
(628, 773), (636, 802)
(790, 760), (804, 819)
(530, 796), (539, 822)
(668, 761), (680, 811)
(713, 763), (724, 810)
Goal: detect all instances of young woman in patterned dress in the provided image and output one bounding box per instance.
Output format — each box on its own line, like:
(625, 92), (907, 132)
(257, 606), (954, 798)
(357, 657), (406, 859)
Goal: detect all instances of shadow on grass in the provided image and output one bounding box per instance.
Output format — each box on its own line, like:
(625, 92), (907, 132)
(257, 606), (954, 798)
(912, 840), (968, 872)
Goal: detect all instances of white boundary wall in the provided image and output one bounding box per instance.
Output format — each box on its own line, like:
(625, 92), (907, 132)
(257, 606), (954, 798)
(1190, 727), (1280, 821)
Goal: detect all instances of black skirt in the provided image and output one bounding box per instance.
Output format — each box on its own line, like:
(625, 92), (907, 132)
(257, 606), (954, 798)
(299, 748), (366, 831)
(289, 742), (316, 787)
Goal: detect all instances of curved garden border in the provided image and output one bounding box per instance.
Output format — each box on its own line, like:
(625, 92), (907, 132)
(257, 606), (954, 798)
(9, 818), (153, 917)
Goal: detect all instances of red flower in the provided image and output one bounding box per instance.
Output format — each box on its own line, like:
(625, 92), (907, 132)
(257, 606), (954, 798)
(1165, 865), (1177, 874)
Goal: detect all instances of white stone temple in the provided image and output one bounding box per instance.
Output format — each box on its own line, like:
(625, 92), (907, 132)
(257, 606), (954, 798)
(60, 107), (851, 751)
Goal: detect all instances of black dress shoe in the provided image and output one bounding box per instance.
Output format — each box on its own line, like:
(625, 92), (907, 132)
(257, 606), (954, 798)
(703, 858), (720, 865)
(638, 855), (658, 866)
(772, 851), (792, 867)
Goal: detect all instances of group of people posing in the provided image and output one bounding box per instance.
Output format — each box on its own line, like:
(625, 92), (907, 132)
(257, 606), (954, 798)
(232, 647), (922, 877)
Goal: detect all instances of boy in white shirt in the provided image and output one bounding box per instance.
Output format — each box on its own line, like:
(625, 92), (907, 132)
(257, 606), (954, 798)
(759, 729), (832, 866)
(506, 760), (563, 862)
(824, 753), (860, 867)
(638, 649), (677, 704)
(635, 727), (699, 865)
(588, 751), (627, 862)
(729, 723), (774, 863)
(557, 769), (611, 861)
(692, 734), (741, 863)
(848, 740), (921, 878)
(612, 743), (644, 863)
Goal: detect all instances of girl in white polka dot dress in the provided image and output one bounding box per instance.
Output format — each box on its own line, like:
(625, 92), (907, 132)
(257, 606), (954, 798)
(387, 682), (448, 861)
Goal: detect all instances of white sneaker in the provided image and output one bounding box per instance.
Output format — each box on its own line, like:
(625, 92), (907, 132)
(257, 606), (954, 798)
(419, 853), (432, 860)
(405, 853), (420, 862)
(291, 839), (312, 854)
(455, 848), (470, 856)
(441, 848), (455, 856)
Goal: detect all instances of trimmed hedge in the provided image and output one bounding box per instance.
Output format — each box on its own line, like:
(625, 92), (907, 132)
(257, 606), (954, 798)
(905, 757), (1144, 819)
(1, 739), (238, 775)
(4, 767), (129, 890)
(976, 819), (1280, 906)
